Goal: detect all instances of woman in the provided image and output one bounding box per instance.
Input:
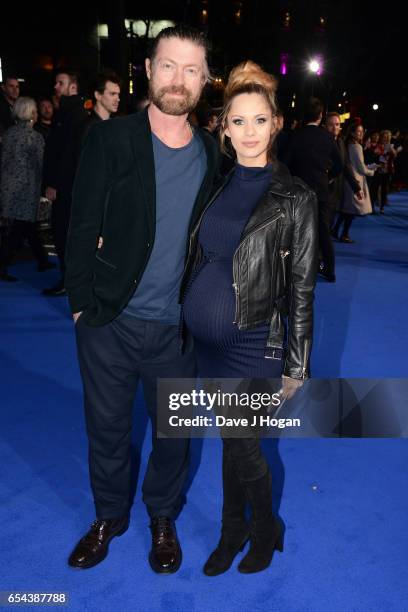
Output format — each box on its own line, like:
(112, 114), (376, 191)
(0, 97), (53, 273)
(181, 62), (318, 575)
(376, 129), (397, 213)
(332, 122), (376, 242)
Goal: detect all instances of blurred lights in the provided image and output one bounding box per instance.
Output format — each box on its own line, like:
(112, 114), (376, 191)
(280, 53), (290, 76)
(308, 59), (321, 74)
(372, 103), (379, 110)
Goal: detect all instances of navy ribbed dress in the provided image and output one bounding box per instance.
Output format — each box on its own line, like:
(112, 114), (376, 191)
(183, 163), (283, 378)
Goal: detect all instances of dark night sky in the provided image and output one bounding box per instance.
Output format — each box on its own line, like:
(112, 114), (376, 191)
(1, 0), (406, 126)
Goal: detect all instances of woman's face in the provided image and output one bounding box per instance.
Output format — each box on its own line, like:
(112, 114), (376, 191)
(224, 92), (276, 167)
(353, 125), (364, 143)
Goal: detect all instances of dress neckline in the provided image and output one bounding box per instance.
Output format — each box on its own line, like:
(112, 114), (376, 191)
(234, 162), (272, 182)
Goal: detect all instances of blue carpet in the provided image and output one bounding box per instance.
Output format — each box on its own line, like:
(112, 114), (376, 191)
(1, 192), (407, 611)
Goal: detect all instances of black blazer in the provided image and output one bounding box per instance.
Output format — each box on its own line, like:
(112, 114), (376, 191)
(43, 95), (88, 194)
(65, 107), (219, 326)
(283, 124), (342, 204)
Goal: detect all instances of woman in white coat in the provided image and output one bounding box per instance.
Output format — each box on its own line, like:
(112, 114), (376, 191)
(332, 122), (377, 243)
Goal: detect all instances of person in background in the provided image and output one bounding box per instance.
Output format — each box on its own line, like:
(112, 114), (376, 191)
(195, 100), (218, 135)
(283, 97), (342, 282)
(0, 76), (20, 139)
(91, 70), (121, 123)
(332, 122), (377, 242)
(324, 112), (362, 229)
(0, 97), (54, 278)
(363, 131), (381, 213)
(376, 129), (397, 213)
(34, 98), (54, 142)
(41, 70), (88, 296)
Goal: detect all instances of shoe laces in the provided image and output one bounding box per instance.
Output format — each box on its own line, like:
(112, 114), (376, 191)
(151, 517), (175, 547)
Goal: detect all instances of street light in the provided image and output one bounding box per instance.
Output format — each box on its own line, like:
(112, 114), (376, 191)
(308, 59), (321, 74)
(372, 103), (379, 111)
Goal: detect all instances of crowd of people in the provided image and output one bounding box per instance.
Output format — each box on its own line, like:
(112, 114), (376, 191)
(0, 70), (121, 285)
(0, 68), (406, 286)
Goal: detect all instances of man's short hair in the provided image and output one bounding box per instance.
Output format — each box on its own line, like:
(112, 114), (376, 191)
(148, 24), (210, 82)
(55, 69), (80, 89)
(3, 75), (19, 84)
(303, 97), (324, 123)
(326, 111), (341, 122)
(93, 70), (121, 96)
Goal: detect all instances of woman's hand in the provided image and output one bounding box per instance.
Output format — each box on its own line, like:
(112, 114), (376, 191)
(281, 375), (303, 400)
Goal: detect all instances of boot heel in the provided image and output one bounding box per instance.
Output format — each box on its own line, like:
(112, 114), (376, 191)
(275, 534), (284, 553)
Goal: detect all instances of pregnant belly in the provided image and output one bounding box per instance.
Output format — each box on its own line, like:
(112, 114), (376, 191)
(183, 261), (238, 346)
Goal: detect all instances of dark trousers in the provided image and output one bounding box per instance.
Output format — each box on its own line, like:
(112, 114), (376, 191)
(51, 193), (71, 277)
(75, 313), (196, 520)
(2, 219), (48, 266)
(333, 212), (354, 238)
(369, 173), (389, 210)
(318, 201), (335, 276)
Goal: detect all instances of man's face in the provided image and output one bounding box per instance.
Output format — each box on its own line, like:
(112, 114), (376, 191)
(326, 115), (341, 138)
(95, 81), (121, 115)
(146, 37), (206, 116)
(54, 73), (75, 98)
(3, 78), (20, 103)
(39, 100), (54, 121)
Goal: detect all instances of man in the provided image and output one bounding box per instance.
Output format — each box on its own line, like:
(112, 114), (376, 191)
(80, 70), (121, 141)
(283, 97), (342, 282)
(34, 98), (54, 141)
(0, 76), (19, 137)
(42, 70), (88, 296)
(65, 25), (218, 573)
(324, 112), (362, 238)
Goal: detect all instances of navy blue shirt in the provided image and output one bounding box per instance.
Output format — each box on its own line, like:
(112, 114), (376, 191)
(124, 130), (206, 323)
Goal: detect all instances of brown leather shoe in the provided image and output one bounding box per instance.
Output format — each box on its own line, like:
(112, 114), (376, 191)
(149, 517), (182, 574)
(68, 516), (129, 569)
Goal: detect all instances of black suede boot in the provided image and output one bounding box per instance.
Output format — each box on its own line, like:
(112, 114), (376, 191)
(238, 471), (283, 574)
(203, 448), (250, 576)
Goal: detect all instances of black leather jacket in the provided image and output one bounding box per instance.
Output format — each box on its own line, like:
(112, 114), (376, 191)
(180, 161), (319, 380)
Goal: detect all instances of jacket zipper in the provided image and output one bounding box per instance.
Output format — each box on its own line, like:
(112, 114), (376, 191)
(280, 249), (290, 286)
(240, 209), (284, 241)
(95, 252), (117, 269)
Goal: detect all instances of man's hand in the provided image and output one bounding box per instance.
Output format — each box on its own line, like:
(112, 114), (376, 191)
(356, 190), (364, 200)
(73, 311), (82, 323)
(281, 375), (304, 400)
(45, 187), (57, 202)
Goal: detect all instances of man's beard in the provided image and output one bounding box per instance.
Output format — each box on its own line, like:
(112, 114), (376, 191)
(148, 82), (200, 116)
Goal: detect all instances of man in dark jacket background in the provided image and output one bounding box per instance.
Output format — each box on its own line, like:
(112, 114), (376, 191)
(283, 97), (342, 282)
(42, 70), (88, 296)
(80, 70), (121, 144)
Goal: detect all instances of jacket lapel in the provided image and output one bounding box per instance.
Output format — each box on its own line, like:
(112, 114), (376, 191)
(129, 108), (156, 236)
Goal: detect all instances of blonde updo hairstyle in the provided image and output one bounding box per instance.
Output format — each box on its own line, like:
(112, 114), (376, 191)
(219, 61), (278, 160)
